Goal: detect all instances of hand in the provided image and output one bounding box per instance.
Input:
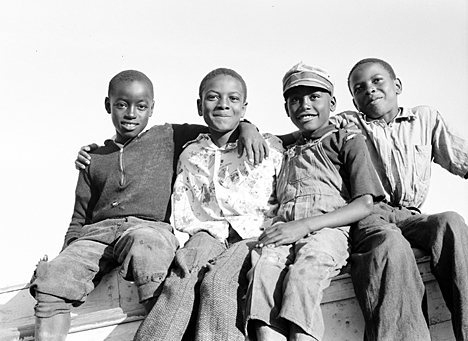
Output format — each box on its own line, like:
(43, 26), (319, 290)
(256, 221), (309, 248)
(238, 122), (269, 166)
(75, 143), (99, 170)
(337, 117), (362, 135)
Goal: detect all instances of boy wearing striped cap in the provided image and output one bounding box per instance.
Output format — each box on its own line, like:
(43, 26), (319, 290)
(245, 62), (386, 341)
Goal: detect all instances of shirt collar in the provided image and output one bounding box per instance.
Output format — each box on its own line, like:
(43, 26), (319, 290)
(356, 107), (416, 124)
(185, 133), (239, 151)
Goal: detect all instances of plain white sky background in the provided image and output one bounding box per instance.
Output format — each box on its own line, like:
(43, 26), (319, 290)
(0, 1), (467, 288)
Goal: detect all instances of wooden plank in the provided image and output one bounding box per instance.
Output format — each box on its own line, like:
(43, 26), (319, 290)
(0, 250), (455, 341)
(66, 321), (140, 341)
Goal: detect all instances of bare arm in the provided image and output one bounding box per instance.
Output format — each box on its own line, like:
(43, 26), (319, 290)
(257, 194), (374, 247)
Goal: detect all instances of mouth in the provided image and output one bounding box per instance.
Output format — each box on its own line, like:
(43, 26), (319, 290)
(367, 97), (383, 106)
(296, 112), (318, 122)
(121, 122), (139, 130)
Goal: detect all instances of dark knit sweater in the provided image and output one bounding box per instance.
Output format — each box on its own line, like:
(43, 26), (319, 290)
(64, 123), (207, 247)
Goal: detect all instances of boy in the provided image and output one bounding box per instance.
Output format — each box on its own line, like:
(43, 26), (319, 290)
(134, 68), (285, 341)
(334, 58), (468, 340)
(245, 62), (385, 341)
(30, 70), (264, 341)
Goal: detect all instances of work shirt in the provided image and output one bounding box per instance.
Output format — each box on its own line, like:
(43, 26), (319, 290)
(332, 106), (468, 208)
(171, 133), (284, 242)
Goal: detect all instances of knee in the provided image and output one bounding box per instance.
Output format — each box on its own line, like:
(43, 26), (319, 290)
(120, 227), (177, 253)
(201, 264), (231, 294)
(429, 211), (468, 246)
(432, 211), (465, 231)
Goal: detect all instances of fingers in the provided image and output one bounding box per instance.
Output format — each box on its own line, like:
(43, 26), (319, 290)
(262, 140), (270, 160)
(251, 143), (265, 166)
(75, 154), (90, 170)
(256, 228), (281, 248)
(238, 141), (268, 166)
(343, 122), (361, 134)
(75, 144), (94, 170)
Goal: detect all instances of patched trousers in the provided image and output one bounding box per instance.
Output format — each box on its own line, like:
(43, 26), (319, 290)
(30, 217), (178, 318)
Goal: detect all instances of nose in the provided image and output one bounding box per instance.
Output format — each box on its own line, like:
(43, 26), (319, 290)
(216, 96), (230, 110)
(365, 83), (376, 95)
(125, 106), (137, 118)
(300, 96), (312, 109)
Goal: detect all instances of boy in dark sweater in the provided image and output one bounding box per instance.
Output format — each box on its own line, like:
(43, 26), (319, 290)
(29, 70), (264, 341)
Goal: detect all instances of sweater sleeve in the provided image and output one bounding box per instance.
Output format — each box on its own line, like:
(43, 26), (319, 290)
(62, 169), (93, 250)
(171, 123), (209, 161)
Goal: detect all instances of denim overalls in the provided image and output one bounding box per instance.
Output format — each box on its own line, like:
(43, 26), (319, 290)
(246, 129), (351, 340)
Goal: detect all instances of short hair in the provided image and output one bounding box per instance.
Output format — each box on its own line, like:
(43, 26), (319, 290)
(198, 68), (247, 102)
(108, 70), (154, 98)
(347, 58), (397, 92)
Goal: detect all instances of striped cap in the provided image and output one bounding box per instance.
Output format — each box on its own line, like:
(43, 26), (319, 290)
(282, 62), (334, 97)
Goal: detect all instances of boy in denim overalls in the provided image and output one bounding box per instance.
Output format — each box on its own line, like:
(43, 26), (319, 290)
(245, 62), (386, 341)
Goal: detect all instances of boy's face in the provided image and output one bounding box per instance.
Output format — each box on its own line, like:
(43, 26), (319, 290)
(349, 62), (402, 122)
(105, 80), (154, 144)
(285, 86), (336, 135)
(197, 75), (246, 135)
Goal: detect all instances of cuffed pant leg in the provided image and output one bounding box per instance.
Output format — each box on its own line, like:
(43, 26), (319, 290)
(134, 232), (225, 341)
(195, 238), (257, 341)
(351, 207), (430, 341)
(114, 222), (178, 302)
(33, 292), (74, 318)
(400, 211), (468, 341)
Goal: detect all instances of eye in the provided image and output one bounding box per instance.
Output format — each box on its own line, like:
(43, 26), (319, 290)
(115, 102), (127, 109)
(137, 104), (148, 110)
(353, 86), (362, 95)
(290, 97), (299, 103)
(205, 93), (219, 101)
(373, 77), (384, 84)
(229, 96), (240, 102)
(309, 94), (320, 100)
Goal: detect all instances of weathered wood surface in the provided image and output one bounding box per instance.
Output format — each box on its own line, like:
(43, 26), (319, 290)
(0, 249), (455, 341)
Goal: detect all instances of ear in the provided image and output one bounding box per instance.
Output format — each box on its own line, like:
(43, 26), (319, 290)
(105, 97), (111, 114)
(395, 78), (403, 95)
(149, 100), (154, 117)
(197, 99), (203, 116)
(284, 102), (290, 117)
(330, 95), (337, 112)
(240, 102), (248, 119)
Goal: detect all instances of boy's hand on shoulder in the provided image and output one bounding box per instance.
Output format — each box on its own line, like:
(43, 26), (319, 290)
(238, 121), (269, 166)
(75, 143), (99, 170)
(256, 221), (309, 248)
(335, 115), (362, 135)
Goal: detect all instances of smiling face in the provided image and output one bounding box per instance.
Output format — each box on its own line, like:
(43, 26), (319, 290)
(349, 62), (402, 123)
(197, 74), (247, 146)
(105, 80), (154, 144)
(285, 86), (336, 136)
